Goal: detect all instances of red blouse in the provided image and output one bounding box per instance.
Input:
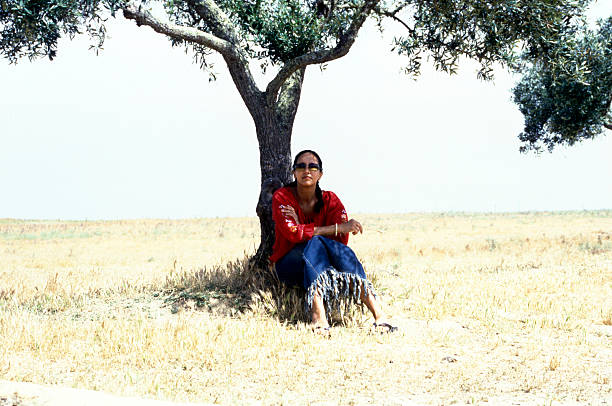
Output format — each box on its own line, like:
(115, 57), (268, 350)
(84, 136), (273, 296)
(270, 186), (350, 263)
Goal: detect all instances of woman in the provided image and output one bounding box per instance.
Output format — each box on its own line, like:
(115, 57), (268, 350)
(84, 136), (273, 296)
(270, 150), (397, 334)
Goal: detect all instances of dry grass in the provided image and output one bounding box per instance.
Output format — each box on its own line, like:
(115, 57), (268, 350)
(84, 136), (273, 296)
(1, 212), (611, 404)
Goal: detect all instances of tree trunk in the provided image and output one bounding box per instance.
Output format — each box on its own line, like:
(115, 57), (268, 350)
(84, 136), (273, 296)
(251, 69), (305, 268)
(252, 114), (292, 268)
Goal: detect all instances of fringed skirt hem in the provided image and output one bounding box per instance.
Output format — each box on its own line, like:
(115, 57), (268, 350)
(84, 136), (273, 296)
(304, 266), (376, 316)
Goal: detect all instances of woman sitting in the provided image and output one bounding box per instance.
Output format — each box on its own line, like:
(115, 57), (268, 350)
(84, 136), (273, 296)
(270, 149), (397, 335)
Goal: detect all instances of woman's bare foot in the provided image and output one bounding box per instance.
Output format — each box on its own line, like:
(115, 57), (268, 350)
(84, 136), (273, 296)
(360, 290), (398, 333)
(310, 291), (330, 331)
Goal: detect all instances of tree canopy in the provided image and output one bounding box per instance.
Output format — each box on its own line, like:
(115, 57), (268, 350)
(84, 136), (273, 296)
(1, 0), (610, 151)
(513, 16), (612, 152)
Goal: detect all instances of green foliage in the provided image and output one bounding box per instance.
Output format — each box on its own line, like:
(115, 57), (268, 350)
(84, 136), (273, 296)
(389, 0), (589, 79)
(164, 0), (359, 64)
(0, 0), (123, 62)
(0, 0), (600, 72)
(219, 0), (322, 62)
(513, 17), (612, 152)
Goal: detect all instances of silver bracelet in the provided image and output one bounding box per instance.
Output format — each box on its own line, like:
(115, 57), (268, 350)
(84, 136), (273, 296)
(335, 223), (338, 237)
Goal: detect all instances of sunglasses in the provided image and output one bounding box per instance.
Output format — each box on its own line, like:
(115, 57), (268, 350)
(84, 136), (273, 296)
(293, 163), (321, 172)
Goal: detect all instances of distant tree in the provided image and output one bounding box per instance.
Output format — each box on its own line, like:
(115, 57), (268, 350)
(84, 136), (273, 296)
(1, 0), (610, 264)
(513, 16), (612, 152)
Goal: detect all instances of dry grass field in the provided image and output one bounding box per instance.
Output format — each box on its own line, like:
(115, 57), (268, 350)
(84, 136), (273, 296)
(1, 212), (611, 405)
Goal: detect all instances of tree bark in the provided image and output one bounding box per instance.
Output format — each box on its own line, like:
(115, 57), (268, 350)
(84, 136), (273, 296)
(252, 122), (291, 268)
(251, 69), (305, 268)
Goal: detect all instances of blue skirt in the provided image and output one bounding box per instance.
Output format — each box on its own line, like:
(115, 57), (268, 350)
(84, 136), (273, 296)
(275, 236), (376, 314)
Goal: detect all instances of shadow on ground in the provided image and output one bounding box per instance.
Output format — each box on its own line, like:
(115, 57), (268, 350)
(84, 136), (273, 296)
(159, 255), (308, 322)
(159, 255), (369, 326)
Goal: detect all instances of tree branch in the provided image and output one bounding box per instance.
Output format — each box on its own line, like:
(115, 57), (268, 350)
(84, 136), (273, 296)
(185, 0), (242, 45)
(604, 95), (612, 130)
(222, 53), (265, 116)
(123, 1), (262, 113)
(122, 2), (233, 55)
(265, 0), (380, 104)
(375, 6), (414, 34)
(276, 68), (305, 127)
(184, 0), (263, 108)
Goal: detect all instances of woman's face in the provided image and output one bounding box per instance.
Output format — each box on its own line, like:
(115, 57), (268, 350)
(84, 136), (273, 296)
(293, 152), (322, 188)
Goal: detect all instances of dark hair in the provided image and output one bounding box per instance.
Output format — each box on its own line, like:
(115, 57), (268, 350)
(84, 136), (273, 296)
(287, 149), (324, 213)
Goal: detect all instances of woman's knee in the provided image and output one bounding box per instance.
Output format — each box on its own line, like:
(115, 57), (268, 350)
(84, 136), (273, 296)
(311, 235), (325, 243)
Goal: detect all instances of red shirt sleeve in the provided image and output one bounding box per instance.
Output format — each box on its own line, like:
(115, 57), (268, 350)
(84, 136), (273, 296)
(272, 190), (315, 243)
(324, 191), (349, 245)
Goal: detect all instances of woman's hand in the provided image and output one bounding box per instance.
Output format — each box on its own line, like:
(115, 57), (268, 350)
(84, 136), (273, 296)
(280, 205), (300, 224)
(339, 219), (363, 235)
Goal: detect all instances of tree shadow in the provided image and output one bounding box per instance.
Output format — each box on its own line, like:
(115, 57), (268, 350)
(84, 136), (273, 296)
(160, 255), (305, 322)
(160, 254), (370, 326)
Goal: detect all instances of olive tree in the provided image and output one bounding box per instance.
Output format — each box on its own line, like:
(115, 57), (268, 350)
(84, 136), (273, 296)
(1, 0), (609, 265)
(513, 16), (612, 152)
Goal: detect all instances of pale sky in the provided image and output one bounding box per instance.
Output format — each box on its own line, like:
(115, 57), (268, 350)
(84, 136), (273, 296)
(1, 2), (611, 220)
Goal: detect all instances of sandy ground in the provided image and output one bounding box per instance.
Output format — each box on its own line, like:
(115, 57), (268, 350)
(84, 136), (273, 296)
(0, 381), (210, 406)
(2, 215), (611, 405)
(2, 373), (612, 406)
(3, 315), (612, 406)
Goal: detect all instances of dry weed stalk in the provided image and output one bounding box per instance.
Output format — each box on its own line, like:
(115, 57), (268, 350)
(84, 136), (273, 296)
(162, 254), (369, 325)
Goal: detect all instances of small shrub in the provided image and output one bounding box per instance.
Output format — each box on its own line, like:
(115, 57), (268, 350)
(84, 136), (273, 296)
(486, 238), (497, 251)
(578, 241), (612, 254)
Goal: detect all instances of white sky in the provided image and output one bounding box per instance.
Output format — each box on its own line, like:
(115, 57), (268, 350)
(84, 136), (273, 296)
(1, 2), (611, 220)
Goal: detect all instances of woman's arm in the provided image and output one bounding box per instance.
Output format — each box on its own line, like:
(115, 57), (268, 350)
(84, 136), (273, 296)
(322, 191), (362, 243)
(314, 219), (363, 237)
(272, 195), (315, 243)
(281, 198), (363, 237)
